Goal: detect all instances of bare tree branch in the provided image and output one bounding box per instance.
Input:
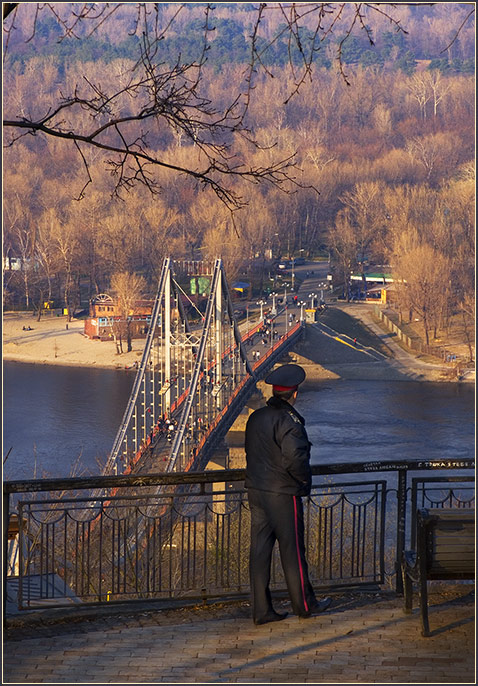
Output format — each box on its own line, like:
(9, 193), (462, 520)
(440, 5), (476, 54)
(3, 3), (473, 207)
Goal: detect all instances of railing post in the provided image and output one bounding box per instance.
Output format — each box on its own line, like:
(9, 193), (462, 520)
(3, 488), (10, 626)
(395, 468), (407, 595)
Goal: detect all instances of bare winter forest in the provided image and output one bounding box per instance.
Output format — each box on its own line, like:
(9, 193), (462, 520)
(2, 3), (475, 347)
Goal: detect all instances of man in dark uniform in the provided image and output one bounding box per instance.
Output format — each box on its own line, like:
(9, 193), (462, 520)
(245, 363), (331, 625)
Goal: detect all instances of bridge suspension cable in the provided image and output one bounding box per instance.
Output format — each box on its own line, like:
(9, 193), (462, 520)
(106, 257), (303, 476)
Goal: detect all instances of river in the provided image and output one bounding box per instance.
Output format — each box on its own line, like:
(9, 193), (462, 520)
(3, 361), (475, 480)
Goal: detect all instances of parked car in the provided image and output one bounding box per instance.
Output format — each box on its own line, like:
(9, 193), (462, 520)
(277, 261), (291, 270)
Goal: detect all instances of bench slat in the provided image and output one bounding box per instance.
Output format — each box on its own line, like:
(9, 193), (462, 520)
(433, 547), (475, 556)
(402, 507), (475, 636)
(426, 508), (474, 520)
(433, 544), (475, 553)
(429, 560), (475, 570)
(433, 541), (474, 550)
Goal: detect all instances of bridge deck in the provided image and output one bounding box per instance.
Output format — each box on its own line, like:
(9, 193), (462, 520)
(127, 314), (303, 475)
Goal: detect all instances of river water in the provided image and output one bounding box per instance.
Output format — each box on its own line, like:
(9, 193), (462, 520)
(3, 361), (475, 480)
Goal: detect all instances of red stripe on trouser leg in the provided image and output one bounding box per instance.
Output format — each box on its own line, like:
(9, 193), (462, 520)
(293, 496), (308, 614)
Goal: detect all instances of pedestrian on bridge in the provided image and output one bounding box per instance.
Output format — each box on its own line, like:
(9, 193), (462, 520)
(245, 363), (331, 625)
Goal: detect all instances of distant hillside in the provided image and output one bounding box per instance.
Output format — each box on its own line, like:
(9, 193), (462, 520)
(5, 3), (475, 75)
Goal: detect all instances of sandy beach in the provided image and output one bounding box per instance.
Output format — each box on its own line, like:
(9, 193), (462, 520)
(3, 312), (143, 370)
(3, 308), (474, 383)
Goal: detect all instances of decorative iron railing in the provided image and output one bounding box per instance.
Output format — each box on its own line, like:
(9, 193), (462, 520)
(3, 459), (474, 614)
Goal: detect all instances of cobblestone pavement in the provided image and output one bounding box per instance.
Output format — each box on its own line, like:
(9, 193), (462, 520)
(3, 588), (475, 684)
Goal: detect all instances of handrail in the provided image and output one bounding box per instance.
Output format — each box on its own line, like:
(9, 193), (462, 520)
(118, 318), (303, 474)
(3, 458), (474, 619)
(4, 458), (474, 495)
(112, 297), (303, 477)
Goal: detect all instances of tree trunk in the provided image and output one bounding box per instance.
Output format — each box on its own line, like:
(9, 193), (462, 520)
(423, 314), (430, 346)
(36, 293), (44, 322)
(258, 255), (265, 295)
(23, 270), (30, 308)
(461, 310), (474, 362)
(127, 321), (133, 353)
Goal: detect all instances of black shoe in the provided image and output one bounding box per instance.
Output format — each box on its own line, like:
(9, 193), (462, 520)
(299, 597), (332, 618)
(254, 611), (288, 626)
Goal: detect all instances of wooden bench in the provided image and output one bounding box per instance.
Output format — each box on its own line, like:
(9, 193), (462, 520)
(7, 514), (21, 540)
(402, 508), (475, 636)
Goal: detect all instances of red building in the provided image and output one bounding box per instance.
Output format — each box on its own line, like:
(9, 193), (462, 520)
(84, 294), (154, 341)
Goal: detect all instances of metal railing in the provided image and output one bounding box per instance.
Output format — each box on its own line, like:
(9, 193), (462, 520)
(4, 459), (474, 614)
(106, 256), (303, 477)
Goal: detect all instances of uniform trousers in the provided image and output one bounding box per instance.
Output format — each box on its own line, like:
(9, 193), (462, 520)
(248, 488), (317, 621)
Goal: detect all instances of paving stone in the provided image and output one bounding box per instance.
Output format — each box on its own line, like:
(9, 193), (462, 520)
(3, 588), (474, 684)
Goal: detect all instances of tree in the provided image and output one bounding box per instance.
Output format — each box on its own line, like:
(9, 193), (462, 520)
(406, 132), (462, 185)
(406, 73), (433, 120)
(66, 190), (109, 297)
(232, 188), (275, 295)
(139, 200), (182, 279)
(96, 209), (142, 275)
(406, 70), (451, 121)
(110, 271), (146, 353)
(341, 66), (383, 129)
(201, 221), (243, 283)
(328, 208), (357, 301)
(3, 191), (34, 307)
(392, 231), (452, 346)
(396, 50), (416, 75)
(4, 2), (438, 211)
(49, 216), (81, 320)
(427, 70), (451, 118)
(459, 292), (475, 363)
(2, 4), (474, 327)
(35, 208), (59, 316)
(339, 181), (387, 266)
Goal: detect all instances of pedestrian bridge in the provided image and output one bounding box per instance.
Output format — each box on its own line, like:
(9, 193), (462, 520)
(106, 257), (303, 476)
(4, 459), (474, 612)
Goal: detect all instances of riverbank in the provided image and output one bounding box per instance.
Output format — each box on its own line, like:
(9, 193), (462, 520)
(290, 305), (473, 384)
(3, 308), (474, 383)
(3, 312), (142, 370)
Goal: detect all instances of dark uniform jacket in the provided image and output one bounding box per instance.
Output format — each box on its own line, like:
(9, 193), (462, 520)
(245, 396), (312, 496)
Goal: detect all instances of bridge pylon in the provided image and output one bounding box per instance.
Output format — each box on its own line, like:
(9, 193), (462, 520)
(105, 258), (255, 475)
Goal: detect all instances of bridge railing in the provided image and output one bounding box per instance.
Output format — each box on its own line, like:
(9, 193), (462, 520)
(4, 459), (473, 615)
(127, 319), (304, 475)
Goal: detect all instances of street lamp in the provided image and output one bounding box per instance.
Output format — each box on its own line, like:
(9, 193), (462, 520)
(271, 292), (277, 316)
(318, 282), (327, 304)
(308, 292), (317, 309)
(299, 301), (306, 322)
(256, 300), (265, 321)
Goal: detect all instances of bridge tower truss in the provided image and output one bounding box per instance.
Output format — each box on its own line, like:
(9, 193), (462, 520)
(106, 258), (254, 475)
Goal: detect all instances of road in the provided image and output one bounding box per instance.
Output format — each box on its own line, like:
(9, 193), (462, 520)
(240, 260), (462, 383)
